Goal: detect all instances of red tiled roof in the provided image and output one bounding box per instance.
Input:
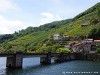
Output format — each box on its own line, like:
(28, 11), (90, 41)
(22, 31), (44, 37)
(94, 40), (100, 42)
(73, 43), (82, 47)
(73, 43), (91, 47)
(81, 44), (91, 46)
(85, 39), (93, 41)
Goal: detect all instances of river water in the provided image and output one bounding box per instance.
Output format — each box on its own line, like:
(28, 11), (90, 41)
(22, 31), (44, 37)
(0, 57), (100, 75)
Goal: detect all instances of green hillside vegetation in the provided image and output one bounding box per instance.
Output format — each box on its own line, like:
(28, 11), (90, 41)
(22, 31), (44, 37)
(65, 3), (100, 36)
(0, 19), (71, 43)
(0, 2), (100, 53)
(72, 2), (100, 21)
(0, 19), (71, 53)
(56, 48), (71, 53)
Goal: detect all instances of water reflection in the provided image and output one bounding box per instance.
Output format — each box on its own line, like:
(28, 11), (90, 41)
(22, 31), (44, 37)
(0, 57), (100, 75)
(5, 58), (60, 75)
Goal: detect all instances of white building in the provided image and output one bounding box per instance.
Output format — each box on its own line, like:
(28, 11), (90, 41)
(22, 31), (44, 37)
(82, 39), (93, 44)
(53, 34), (69, 41)
(81, 23), (89, 27)
(53, 34), (62, 40)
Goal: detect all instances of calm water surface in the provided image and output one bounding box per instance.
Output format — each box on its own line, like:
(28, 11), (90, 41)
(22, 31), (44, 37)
(0, 57), (100, 75)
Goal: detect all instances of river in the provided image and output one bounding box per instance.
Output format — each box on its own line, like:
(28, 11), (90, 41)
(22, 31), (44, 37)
(0, 57), (100, 75)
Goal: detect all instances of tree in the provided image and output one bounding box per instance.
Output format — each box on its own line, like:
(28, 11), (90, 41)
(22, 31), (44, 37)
(56, 48), (71, 53)
(97, 48), (100, 53)
(88, 28), (100, 39)
(88, 28), (97, 39)
(90, 17), (98, 25)
(96, 8), (100, 21)
(1, 42), (12, 53)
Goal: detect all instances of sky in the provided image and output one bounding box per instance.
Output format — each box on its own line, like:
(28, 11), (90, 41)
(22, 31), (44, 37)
(0, 0), (100, 34)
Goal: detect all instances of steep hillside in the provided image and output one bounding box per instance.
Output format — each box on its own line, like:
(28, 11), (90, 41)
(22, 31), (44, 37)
(73, 2), (100, 21)
(0, 19), (71, 43)
(0, 19), (71, 53)
(65, 2), (100, 36)
(0, 2), (100, 53)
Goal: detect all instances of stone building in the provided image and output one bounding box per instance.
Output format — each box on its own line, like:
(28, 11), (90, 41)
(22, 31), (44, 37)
(53, 34), (62, 40)
(72, 39), (99, 54)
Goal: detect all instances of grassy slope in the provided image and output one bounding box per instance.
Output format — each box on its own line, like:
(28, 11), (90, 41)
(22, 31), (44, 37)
(5, 2), (100, 52)
(65, 9), (100, 36)
(9, 31), (49, 52)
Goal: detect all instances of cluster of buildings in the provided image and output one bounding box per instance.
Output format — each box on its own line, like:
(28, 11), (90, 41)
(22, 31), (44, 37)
(65, 39), (100, 54)
(53, 34), (100, 54)
(53, 34), (69, 41)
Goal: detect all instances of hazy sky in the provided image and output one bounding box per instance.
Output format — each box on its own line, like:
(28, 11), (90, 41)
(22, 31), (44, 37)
(0, 0), (100, 34)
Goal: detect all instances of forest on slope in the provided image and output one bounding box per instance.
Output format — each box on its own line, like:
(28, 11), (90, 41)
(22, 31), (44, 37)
(0, 2), (100, 53)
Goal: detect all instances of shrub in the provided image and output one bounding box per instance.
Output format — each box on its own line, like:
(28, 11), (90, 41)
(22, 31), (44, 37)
(56, 48), (71, 53)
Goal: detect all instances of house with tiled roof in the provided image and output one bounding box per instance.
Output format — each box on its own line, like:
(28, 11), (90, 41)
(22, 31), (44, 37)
(53, 34), (69, 41)
(94, 40), (100, 45)
(72, 43), (82, 52)
(72, 39), (99, 54)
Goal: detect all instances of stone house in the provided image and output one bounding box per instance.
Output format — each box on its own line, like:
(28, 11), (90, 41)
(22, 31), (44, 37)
(82, 39), (93, 44)
(82, 44), (93, 54)
(63, 35), (70, 40)
(53, 34), (63, 40)
(72, 43), (83, 52)
(72, 39), (98, 54)
(72, 43), (96, 54)
(81, 23), (89, 27)
(53, 34), (69, 41)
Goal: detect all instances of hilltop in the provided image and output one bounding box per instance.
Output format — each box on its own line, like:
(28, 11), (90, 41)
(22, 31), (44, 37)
(0, 2), (100, 53)
(64, 2), (100, 37)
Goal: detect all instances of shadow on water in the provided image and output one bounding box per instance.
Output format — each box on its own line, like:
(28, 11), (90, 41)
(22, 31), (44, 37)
(0, 57), (63, 75)
(5, 57), (64, 75)
(5, 62), (63, 75)
(1, 57), (100, 75)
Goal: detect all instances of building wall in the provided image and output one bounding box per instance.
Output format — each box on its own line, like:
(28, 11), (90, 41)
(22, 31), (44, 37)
(53, 35), (62, 40)
(72, 46), (79, 52)
(83, 46), (91, 53)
